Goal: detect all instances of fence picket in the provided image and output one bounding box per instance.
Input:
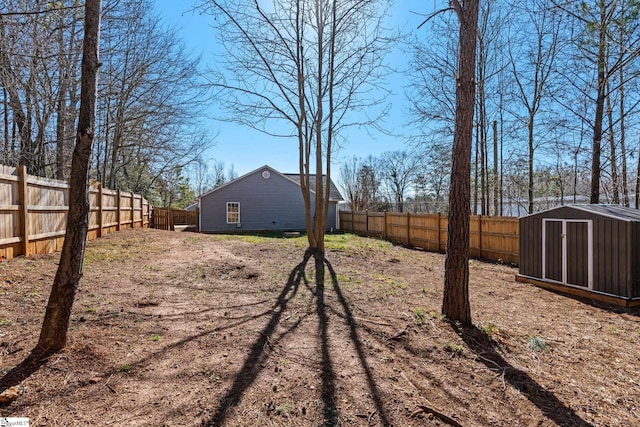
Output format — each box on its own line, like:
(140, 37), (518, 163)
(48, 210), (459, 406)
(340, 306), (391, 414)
(339, 210), (519, 265)
(0, 164), (150, 260)
(150, 207), (198, 231)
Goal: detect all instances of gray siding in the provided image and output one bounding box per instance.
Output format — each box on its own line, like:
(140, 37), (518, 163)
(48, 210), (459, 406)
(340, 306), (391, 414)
(200, 167), (338, 232)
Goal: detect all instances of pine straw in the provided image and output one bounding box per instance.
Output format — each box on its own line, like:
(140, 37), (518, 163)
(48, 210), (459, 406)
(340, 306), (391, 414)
(1, 228), (639, 426)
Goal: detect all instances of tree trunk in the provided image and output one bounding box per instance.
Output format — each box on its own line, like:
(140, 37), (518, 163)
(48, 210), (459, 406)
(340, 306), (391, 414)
(473, 122), (478, 215)
(590, 0), (607, 205)
(493, 120), (498, 215)
(36, 0), (102, 354)
(443, 0), (479, 326)
(606, 88), (619, 204)
(636, 136), (640, 208)
(313, 0), (325, 255)
(618, 39), (629, 207)
(527, 113), (535, 213)
(3, 87), (8, 160)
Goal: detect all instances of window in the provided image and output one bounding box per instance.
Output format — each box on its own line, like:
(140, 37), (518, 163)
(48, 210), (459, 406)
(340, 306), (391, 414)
(226, 202), (240, 224)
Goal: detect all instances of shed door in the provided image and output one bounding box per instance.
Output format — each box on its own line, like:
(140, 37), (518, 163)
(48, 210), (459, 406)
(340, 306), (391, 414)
(542, 219), (593, 289)
(543, 220), (563, 282)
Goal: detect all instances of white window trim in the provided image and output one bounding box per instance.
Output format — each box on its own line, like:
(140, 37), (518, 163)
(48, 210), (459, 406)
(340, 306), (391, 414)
(226, 202), (240, 224)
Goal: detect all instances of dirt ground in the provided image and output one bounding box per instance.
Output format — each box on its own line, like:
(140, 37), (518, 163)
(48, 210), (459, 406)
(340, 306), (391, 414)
(1, 228), (639, 426)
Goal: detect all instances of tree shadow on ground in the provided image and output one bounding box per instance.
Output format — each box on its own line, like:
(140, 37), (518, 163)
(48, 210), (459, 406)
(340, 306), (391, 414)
(0, 352), (48, 396)
(201, 251), (311, 426)
(459, 325), (594, 427)
(313, 254), (339, 426)
(202, 251), (392, 427)
(325, 259), (392, 426)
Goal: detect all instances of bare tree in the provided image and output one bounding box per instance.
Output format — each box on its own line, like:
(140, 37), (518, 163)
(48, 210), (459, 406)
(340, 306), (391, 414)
(379, 150), (421, 212)
(407, 9), (458, 139)
(36, 0), (101, 353)
(475, 1), (506, 216)
(205, 0), (391, 258)
(507, 0), (562, 214)
(0, 0), (206, 201)
(339, 156), (380, 211)
(442, 0), (480, 326)
(0, 1), (85, 176)
(414, 141), (451, 213)
(210, 160), (227, 188)
(93, 0), (209, 203)
(340, 156), (366, 211)
(554, 0), (640, 204)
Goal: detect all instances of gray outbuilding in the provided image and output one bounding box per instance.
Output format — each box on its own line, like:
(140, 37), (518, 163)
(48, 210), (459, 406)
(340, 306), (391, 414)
(198, 165), (343, 233)
(516, 204), (640, 307)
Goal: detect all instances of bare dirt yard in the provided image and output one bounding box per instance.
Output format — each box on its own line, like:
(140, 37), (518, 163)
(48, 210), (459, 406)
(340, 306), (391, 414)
(1, 228), (639, 426)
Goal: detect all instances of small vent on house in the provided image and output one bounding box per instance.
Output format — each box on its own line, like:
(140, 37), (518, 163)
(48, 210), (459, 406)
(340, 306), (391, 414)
(262, 170), (271, 179)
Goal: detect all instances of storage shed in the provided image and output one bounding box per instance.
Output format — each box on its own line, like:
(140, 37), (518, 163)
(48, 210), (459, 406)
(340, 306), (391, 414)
(516, 204), (640, 307)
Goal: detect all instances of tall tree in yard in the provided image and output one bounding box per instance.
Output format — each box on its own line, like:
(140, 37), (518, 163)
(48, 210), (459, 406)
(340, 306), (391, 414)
(36, 0), (101, 353)
(442, 0), (480, 325)
(204, 0), (391, 259)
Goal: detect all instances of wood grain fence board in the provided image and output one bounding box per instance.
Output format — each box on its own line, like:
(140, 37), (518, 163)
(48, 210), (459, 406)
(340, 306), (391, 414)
(0, 163), (150, 260)
(339, 210), (519, 265)
(0, 166), (20, 260)
(151, 207), (198, 231)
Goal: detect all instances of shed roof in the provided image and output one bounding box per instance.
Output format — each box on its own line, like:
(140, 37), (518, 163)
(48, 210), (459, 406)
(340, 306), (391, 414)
(522, 204), (640, 222)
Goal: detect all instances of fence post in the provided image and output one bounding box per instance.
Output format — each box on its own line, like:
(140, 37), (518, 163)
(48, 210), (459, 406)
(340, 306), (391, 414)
(365, 210), (369, 235)
(116, 189), (121, 231)
(134, 194), (140, 227)
(478, 215), (483, 260)
(98, 183), (103, 238)
(351, 211), (354, 233)
(383, 211), (387, 240)
(18, 165), (29, 257)
(195, 207), (200, 233)
(130, 191), (135, 228)
(437, 213), (441, 252)
(406, 212), (411, 246)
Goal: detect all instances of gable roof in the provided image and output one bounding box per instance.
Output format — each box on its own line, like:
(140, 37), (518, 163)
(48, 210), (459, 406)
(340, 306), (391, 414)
(521, 204), (640, 222)
(283, 173), (344, 201)
(569, 204), (640, 221)
(198, 164), (343, 201)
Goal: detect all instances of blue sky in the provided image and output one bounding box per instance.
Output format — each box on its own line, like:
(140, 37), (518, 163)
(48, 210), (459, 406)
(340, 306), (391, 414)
(153, 0), (431, 178)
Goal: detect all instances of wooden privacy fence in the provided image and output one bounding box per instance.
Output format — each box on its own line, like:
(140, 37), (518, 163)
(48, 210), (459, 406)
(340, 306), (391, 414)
(0, 164), (150, 260)
(152, 207), (198, 231)
(339, 210), (519, 265)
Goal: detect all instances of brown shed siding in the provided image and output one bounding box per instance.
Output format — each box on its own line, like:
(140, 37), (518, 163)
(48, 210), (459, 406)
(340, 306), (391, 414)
(632, 223), (640, 297)
(593, 218), (628, 296)
(566, 221), (588, 287)
(519, 216), (542, 278)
